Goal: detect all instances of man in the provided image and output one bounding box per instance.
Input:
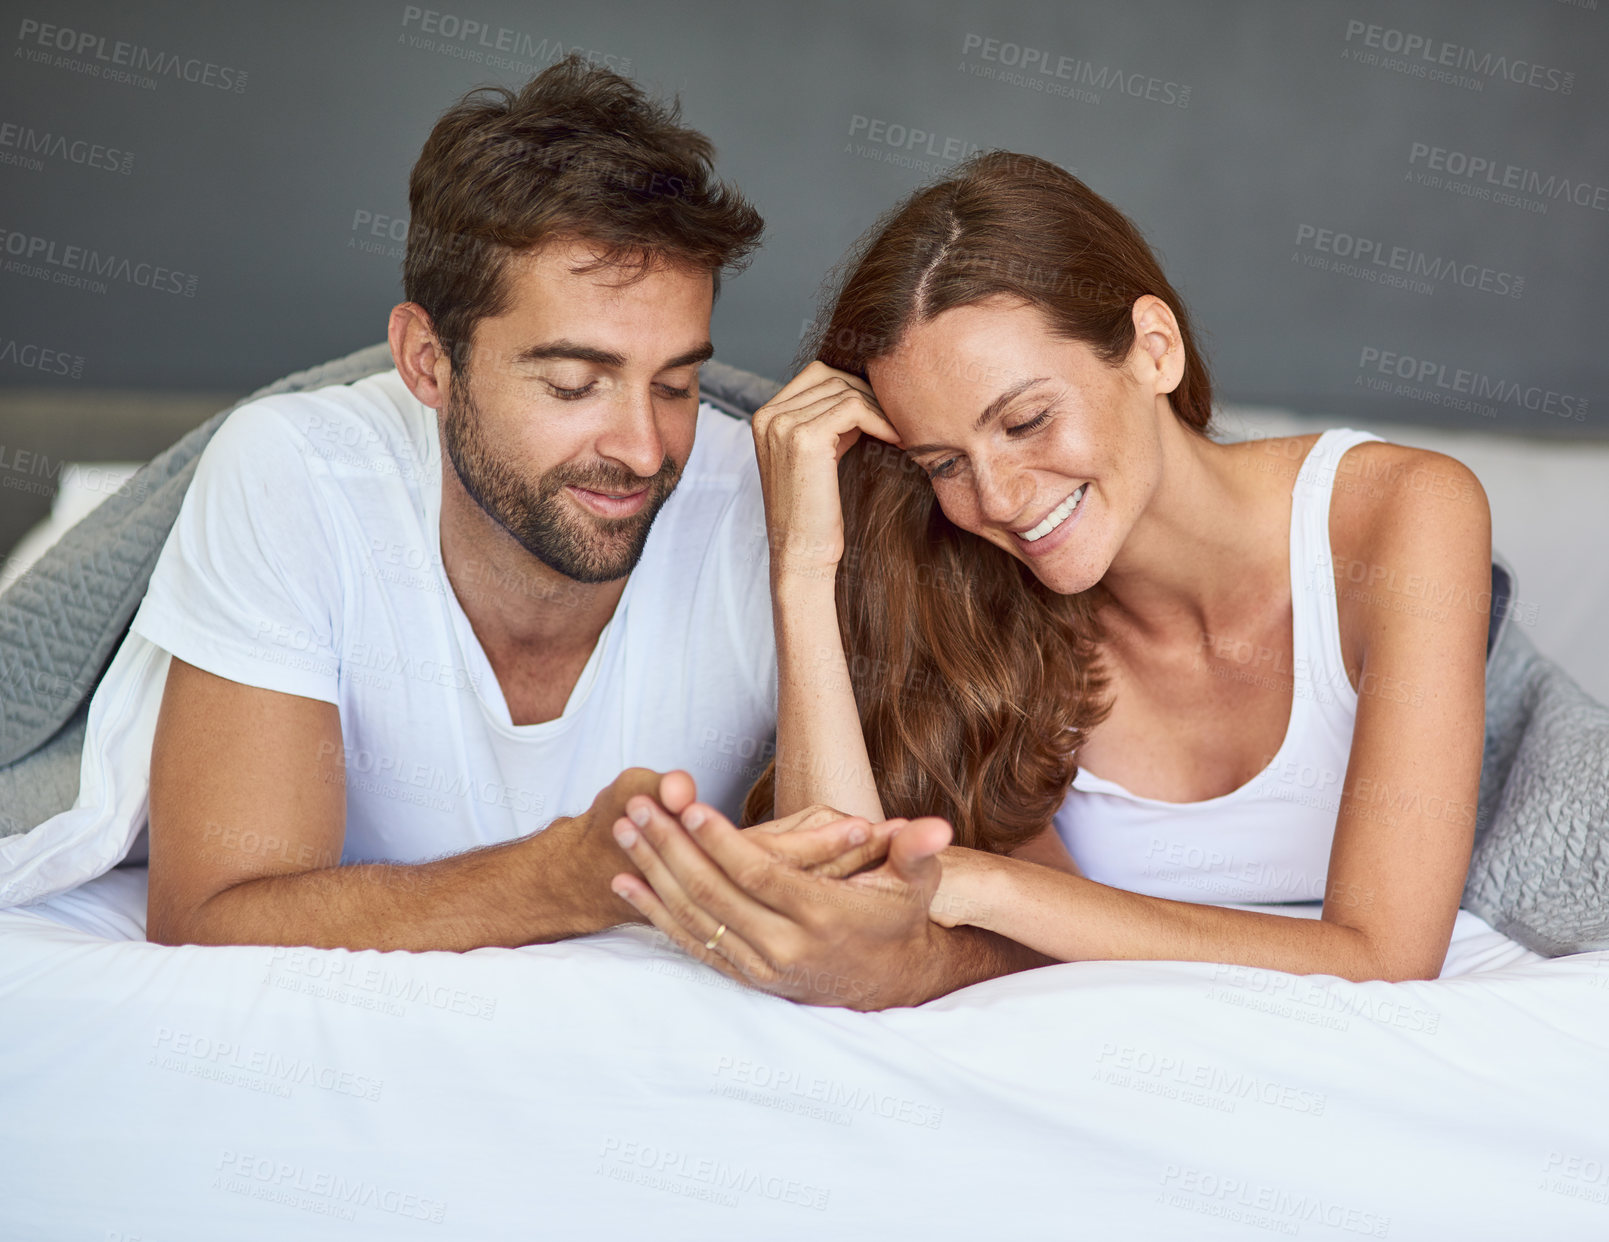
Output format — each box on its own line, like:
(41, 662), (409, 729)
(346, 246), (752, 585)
(136, 55), (823, 951)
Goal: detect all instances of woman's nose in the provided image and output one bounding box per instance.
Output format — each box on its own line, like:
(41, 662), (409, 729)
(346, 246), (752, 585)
(973, 461), (1031, 525)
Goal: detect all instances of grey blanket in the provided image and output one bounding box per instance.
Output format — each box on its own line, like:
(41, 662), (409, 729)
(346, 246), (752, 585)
(0, 345), (1603, 956)
(1470, 617), (1609, 954)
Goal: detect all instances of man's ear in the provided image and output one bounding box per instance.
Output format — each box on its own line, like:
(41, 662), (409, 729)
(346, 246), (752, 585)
(388, 303), (451, 410)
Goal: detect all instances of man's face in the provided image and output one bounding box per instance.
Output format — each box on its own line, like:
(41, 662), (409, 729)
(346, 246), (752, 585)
(441, 240), (715, 583)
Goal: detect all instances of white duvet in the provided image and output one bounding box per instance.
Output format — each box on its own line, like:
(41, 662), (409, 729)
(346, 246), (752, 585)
(5, 868), (1609, 1241)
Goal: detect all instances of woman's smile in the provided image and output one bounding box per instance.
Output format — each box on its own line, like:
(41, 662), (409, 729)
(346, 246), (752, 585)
(1012, 482), (1088, 551)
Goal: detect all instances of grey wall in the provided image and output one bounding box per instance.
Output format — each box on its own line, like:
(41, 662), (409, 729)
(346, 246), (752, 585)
(2, 0), (1606, 437)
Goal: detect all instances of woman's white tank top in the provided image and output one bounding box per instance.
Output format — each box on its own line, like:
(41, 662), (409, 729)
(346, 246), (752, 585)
(1053, 428), (1384, 904)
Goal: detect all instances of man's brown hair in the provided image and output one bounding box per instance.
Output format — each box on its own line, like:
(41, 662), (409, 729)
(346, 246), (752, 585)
(404, 53), (764, 368)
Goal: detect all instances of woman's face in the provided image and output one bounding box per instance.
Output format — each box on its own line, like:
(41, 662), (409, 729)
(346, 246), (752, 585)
(866, 295), (1181, 595)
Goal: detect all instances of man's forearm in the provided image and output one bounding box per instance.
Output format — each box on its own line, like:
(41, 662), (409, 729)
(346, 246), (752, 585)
(915, 924), (1056, 1003)
(158, 820), (633, 952)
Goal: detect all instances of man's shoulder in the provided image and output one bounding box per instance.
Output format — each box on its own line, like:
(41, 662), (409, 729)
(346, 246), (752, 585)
(201, 368), (431, 483)
(685, 401), (759, 482)
(631, 403), (775, 702)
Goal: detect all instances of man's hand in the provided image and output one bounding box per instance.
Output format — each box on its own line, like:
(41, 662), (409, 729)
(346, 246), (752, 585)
(560, 771), (896, 928)
(609, 794), (953, 1010)
(545, 768), (697, 924)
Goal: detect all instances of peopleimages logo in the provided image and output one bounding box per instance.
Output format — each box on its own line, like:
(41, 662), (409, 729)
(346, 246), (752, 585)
(846, 115), (981, 164)
(596, 1137), (831, 1211)
(0, 120), (133, 174)
(398, 6), (629, 74)
(1356, 346), (1587, 422)
(0, 337), (85, 378)
(1407, 143), (1609, 214)
(15, 18), (248, 92)
(959, 33), (1190, 108)
(0, 228), (198, 296)
(1341, 19), (1575, 93)
(1292, 224), (1522, 299)
(214, 1149), (447, 1223)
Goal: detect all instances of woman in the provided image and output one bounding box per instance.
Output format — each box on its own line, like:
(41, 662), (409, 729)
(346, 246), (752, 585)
(612, 151), (1490, 992)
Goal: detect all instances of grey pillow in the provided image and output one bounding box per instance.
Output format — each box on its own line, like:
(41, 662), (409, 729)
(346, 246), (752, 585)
(1463, 613), (1609, 956)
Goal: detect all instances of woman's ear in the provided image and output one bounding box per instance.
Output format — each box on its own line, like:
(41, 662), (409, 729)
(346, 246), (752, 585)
(1130, 295), (1184, 396)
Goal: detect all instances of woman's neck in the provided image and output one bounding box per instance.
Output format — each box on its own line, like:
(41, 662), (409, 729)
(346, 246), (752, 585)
(1096, 413), (1286, 644)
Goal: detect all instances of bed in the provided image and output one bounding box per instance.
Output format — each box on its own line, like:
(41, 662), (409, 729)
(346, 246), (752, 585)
(3, 347), (1608, 1239)
(6, 864), (1609, 1240)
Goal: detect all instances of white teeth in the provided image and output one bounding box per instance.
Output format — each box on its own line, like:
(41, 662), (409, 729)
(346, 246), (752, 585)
(1019, 484), (1086, 542)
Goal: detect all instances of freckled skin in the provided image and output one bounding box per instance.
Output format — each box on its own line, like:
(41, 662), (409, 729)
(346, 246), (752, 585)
(867, 294), (1177, 598)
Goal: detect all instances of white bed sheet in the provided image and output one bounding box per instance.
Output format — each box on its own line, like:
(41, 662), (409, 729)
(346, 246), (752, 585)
(5, 868), (1608, 1241)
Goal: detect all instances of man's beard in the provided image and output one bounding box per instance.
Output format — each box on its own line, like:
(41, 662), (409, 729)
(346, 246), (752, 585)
(442, 372), (682, 583)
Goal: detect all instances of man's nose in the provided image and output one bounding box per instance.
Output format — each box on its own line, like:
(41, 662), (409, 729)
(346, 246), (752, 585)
(597, 387), (667, 480)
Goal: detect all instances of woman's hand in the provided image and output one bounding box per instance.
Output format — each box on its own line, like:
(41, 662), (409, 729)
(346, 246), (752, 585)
(610, 795), (952, 1010)
(929, 846), (1000, 929)
(742, 802), (899, 878)
(751, 360), (902, 582)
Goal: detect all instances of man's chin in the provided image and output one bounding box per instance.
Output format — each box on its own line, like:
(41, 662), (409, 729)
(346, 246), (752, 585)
(532, 522), (653, 584)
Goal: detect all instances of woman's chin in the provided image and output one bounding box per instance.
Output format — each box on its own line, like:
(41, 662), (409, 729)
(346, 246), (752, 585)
(1045, 566), (1104, 596)
(1016, 546), (1102, 596)
(969, 519), (1105, 595)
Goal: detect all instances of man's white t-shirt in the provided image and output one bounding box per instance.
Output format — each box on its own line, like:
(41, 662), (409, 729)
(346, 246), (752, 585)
(110, 368), (777, 868)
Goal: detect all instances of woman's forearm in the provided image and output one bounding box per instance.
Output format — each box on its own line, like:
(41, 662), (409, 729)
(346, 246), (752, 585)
(772, 570), (885, 822)
(950, 851), (1422, 982)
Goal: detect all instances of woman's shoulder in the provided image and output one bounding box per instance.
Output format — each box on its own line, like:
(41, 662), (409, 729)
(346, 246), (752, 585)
(1326, 436), (1489, 553)
(1220, 430), (1485, 529)
(1324, 435), (1493, 663)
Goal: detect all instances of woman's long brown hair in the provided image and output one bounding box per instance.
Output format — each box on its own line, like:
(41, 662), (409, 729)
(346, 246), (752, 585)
(742, 152), (1215, 854)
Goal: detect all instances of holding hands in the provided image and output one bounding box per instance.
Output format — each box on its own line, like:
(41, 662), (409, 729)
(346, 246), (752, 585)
(608, 778), (958, 1011)
(560, 769), (906, 926)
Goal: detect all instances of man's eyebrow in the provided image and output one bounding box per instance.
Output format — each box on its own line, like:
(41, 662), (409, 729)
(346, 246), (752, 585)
(901, 375), (1051, 456)
(514, 340), (626, 367)
(663, 341), (716, 370)
(511, 340), (715, 371)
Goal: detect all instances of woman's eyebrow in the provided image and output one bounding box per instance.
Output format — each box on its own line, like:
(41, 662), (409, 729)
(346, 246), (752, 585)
(902, 375), (1051, 454)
